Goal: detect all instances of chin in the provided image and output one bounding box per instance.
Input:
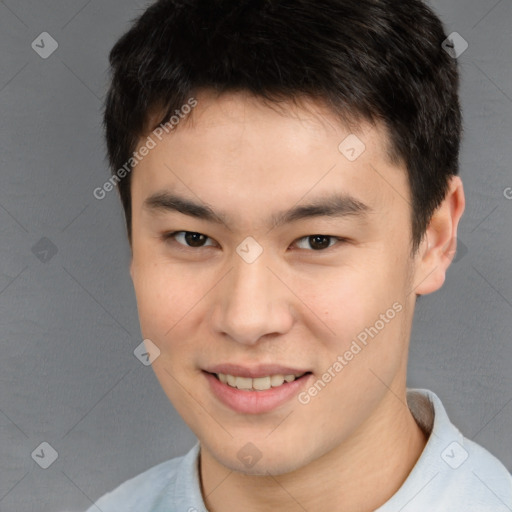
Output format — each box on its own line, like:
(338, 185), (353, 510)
(211, 443), (313, 477)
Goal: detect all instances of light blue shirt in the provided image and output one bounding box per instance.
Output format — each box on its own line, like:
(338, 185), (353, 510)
(86, 389), (512, 511)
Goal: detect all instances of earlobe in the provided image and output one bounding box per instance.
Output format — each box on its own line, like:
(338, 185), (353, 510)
(413, 176), (465, 296)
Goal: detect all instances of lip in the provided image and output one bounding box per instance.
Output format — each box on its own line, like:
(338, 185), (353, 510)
(204, 363), (310, 379)
(203, 370), (313, 414)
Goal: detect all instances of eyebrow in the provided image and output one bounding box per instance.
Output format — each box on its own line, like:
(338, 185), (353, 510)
(143, 190), (371, 229)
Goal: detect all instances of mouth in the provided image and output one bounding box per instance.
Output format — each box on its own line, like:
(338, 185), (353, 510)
(203, 369), (314, 414)
(208, 371), (312, 391)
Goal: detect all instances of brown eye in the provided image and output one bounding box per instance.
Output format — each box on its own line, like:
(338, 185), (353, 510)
(164, 231), (216, 248)
(294, 235), (340, 251)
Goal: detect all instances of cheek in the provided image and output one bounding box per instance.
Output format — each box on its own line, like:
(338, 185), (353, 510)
(132, 260), (199, 343)
(298, 258), (404, 349)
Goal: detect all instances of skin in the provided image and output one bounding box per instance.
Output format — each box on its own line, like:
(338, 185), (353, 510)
(129, 90), (465, 511)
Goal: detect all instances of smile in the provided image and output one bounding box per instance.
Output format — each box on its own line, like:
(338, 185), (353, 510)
(214, 372), (309, 391)
(204, 370), (313, 414)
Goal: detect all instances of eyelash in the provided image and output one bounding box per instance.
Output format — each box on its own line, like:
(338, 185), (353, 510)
(161, 231), (347, 252)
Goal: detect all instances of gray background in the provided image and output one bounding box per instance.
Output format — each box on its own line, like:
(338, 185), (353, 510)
(0, 1), (511, 511)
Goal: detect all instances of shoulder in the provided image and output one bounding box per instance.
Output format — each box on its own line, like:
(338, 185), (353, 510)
(386, 389), (512, 511)
(461, 436), (512, 501)
(85, 444), (198, 512)
(417, 435), (512, 511)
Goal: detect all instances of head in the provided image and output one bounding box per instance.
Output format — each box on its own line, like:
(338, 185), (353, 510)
(104, 0), (465, 475)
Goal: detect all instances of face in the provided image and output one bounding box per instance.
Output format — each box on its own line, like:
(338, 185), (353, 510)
(129, 90), (421, 475)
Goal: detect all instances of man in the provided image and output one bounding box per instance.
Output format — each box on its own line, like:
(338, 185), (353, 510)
(88, 0), (512, 510)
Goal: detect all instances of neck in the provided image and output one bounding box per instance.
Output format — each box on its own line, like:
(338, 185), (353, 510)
(199, 389), (428, 512)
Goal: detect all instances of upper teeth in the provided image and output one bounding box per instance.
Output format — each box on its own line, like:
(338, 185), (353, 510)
(216, 373), (306, 391)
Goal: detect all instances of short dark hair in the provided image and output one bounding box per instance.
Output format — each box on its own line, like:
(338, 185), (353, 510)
(104, 0), (461, 252)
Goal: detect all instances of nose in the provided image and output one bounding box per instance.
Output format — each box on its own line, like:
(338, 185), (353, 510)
(211, 254), (294, 346)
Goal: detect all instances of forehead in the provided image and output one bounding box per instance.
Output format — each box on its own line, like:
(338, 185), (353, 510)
(167, 90), (382, 149)
(132, 91), (410, 230)
(144, 90), (394, 161)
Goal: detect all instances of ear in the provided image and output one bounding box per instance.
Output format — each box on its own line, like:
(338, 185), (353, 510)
(413, 176), (465, 296)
